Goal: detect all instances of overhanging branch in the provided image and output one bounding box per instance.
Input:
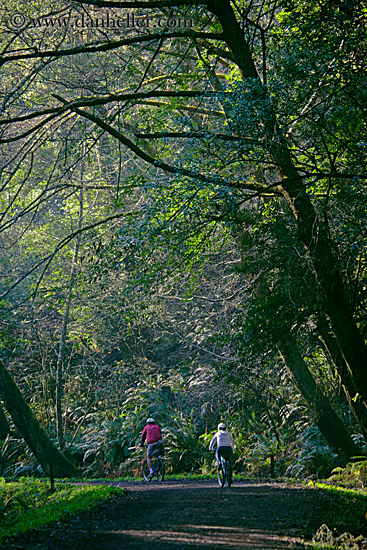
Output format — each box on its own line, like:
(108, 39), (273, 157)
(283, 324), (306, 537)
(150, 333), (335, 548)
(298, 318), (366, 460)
(1, 30), (223, 65)
(0, 90), (218, 127)
(54, 93), (258, 190)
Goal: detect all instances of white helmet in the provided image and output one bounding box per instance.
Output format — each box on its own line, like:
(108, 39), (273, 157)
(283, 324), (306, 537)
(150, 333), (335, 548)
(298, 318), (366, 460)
(146, 417), (155, 423)
(218, 422), (226, 431)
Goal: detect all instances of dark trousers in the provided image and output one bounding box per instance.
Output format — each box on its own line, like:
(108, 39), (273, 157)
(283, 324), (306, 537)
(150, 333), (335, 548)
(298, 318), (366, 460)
(216, 445), (232, 466)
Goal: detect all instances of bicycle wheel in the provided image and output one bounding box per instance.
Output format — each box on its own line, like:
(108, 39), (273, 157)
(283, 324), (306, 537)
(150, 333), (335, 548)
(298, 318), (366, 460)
(142, 459), (151, 482)
(217, 460), (225, 488)
(225, 459), (232, 488)
(155, 458), (165, 482)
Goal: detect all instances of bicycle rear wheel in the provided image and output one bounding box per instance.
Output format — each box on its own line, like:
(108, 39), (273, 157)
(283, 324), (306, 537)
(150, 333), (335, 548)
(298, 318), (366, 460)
(217, 461), (225, 487)
(154, 458), (165, 482)
(225, 459), (232, 488)
(142, 459), (151, 482)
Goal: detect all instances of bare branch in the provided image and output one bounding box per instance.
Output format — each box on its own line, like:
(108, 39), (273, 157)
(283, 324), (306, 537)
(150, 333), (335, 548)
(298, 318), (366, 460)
(73, 0), (212, 8)
(133, 130), (258, 141)
(0, 30), (224, 65)
(0, 90), (219, 129)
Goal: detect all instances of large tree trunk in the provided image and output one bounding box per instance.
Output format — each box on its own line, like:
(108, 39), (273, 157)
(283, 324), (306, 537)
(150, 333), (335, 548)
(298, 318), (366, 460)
(0, 360), (78, 477)
(0, 404), (9, 440)
(234, 216), (359, 460)
(0, 404), (10, 475)
(317, 313), (367, 439)
(211, 0), (367, 424)
(277, 334), (361, 460)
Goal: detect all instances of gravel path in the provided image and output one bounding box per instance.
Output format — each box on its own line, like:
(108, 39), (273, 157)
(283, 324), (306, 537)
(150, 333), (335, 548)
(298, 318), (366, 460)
(3, 480), (342, 549)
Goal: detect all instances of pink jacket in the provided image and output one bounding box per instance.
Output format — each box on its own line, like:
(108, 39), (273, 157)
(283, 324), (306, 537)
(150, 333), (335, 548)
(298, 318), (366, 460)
(141, 423), (162, 445)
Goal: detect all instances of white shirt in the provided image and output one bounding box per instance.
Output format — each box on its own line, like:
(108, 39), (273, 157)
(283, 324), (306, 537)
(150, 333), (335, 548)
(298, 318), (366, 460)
(209, 430), (234, 451)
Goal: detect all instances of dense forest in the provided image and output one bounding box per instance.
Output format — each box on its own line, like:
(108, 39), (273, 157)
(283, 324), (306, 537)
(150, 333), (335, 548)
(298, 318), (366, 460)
(0, 0), (366, 480)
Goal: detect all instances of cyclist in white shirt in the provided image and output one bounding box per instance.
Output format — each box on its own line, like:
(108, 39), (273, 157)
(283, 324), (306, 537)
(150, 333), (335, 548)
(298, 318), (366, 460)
(209, 422), (234, 471)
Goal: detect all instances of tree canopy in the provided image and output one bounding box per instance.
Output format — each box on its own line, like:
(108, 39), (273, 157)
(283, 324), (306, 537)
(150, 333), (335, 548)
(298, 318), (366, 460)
(0, 0), (366, 477)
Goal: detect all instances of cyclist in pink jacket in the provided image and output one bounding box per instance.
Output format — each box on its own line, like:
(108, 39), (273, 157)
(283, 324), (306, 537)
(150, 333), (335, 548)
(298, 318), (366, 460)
(209, 422), (234, 471)
(141, 418), (163, 478)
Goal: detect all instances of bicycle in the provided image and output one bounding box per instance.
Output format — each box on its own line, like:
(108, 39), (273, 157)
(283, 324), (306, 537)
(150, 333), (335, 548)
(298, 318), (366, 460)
(217, 455), (232, 488)
(142, 448), (165, 482)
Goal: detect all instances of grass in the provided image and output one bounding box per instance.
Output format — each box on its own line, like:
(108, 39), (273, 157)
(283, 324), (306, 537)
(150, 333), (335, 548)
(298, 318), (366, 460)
(0, 477), (124, 544)
(80, 472), (254, 482)
(69, 472), (221, 483)
(300, 483), (367, 548)
(313, 483), (367, 532)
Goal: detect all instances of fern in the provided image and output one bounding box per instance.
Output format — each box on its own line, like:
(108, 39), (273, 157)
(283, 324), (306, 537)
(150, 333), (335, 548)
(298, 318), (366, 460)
(329, 458), (367, 489)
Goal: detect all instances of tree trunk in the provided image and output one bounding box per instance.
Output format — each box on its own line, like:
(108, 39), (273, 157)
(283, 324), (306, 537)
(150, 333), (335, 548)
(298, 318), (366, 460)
(234, 217), (359, 460)
(317, 313), (367, 438)
(0, 360), (78, 477)
(277, 333), (361, 460)
(211, 0), (367, 423)
(0, 404), (9, 440)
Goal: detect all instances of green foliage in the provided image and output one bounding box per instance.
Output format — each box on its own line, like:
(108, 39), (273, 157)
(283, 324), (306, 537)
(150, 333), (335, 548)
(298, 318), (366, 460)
(1, 425), (42, 479)
(0, 0), (366, 485)
(312, 523), (366, 549)
(164, 416), (210, 473)
(241, 433), (280, 477)
(76, 417), (133, 476)
(0, 477), (123, 544)
(285, 426), (339, 480)
(328, 459), (367, 490)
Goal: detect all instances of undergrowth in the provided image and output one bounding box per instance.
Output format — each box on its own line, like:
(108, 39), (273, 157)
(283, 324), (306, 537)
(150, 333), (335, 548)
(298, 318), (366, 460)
(311, 483), (367, 534)
(327, 459), (367, 490)
(0, 477), (123, 544)
(305, 465), (367, 549)
(310, 523), (366, 549)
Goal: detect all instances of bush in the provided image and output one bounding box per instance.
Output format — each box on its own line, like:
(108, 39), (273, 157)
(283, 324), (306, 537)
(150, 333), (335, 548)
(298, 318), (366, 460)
(328, 459), (367, 489)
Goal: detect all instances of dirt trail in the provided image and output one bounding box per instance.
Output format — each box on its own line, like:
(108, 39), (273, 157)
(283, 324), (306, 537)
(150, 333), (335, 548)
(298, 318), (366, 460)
(5, 480), (335, 549)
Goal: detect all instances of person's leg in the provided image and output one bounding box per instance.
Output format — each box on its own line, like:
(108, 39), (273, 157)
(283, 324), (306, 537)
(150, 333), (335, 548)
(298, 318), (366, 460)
(148, 442), (161, 474)
(228, 448), (233, 481)
(220, 446), (232, 461)
(216, 447), (222, 469)
(147, 444), (154, 474)
(221, 447), (233, 480)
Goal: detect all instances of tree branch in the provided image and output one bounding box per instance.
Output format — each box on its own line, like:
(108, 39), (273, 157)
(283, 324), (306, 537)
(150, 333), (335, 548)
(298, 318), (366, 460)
(73, 0), (212, 8)
(0, 90), (218, 127)
(133, 130), (258, 141)
(54, 94), (256, 189)
(0, 30), (223, 65)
